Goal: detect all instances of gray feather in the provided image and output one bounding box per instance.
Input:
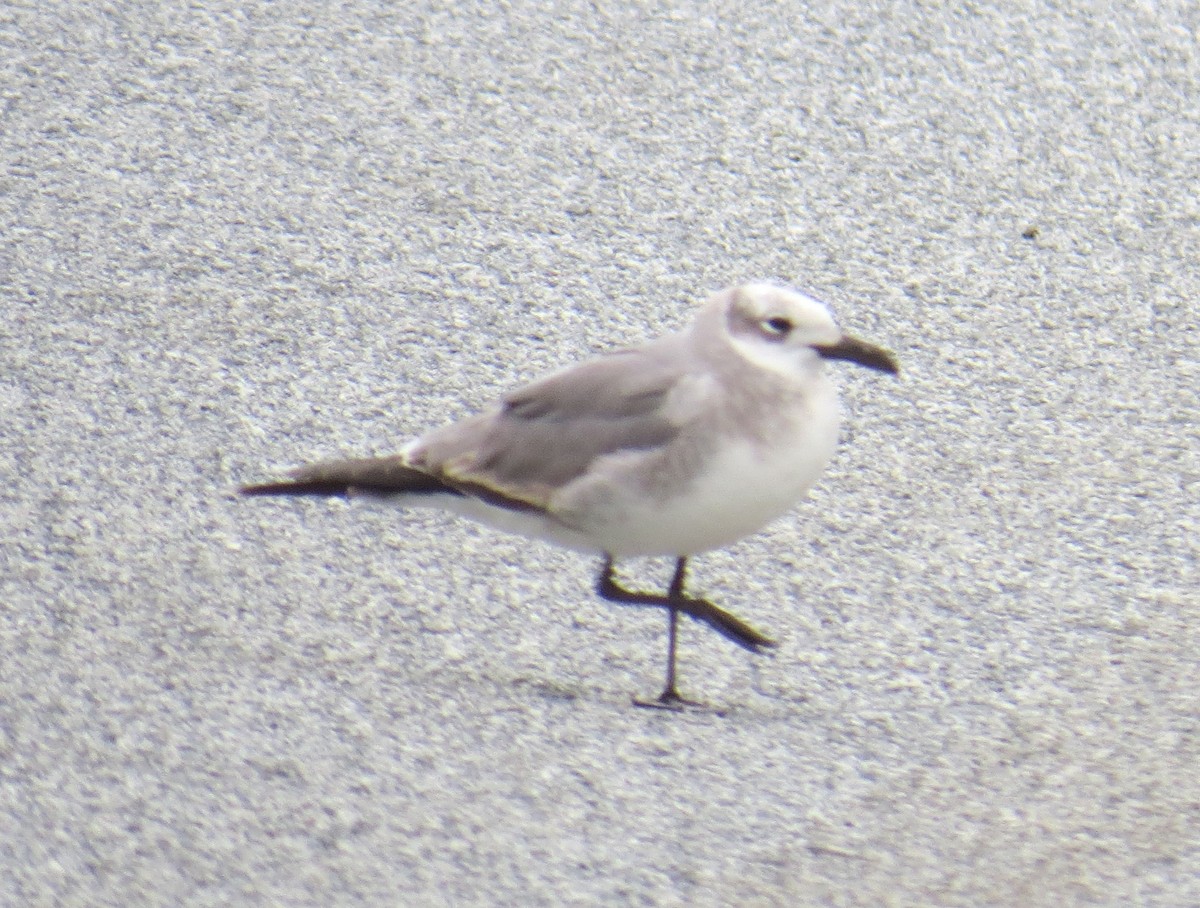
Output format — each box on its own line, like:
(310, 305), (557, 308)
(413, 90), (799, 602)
(409, 341), (687, 499)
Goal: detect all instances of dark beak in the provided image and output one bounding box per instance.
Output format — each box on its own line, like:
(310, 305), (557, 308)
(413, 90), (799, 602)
(814, 335), (899, 375)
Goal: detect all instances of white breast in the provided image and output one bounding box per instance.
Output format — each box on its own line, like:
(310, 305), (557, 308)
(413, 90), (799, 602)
(564, 375), (842, 557)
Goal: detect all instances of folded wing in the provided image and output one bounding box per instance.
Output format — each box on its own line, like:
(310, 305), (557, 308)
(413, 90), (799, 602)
(406, 341), (687, 509)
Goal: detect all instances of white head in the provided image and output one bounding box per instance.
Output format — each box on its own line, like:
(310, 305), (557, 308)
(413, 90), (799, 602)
(711, 283), (899, 379)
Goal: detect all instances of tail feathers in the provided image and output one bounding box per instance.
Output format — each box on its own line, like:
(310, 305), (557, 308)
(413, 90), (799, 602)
(240, 456), (459, 499)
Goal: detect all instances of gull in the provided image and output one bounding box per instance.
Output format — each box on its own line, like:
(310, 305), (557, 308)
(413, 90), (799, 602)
(241, 283), (899, 707)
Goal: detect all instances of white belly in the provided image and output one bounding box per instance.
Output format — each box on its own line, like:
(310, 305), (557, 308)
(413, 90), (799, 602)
(561, 379), (843, 556)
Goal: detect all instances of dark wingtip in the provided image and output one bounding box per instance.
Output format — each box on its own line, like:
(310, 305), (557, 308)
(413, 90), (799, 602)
(239, 458), (466, 500)
(239, 480), (352, 497)
(239, 482), (281, 496)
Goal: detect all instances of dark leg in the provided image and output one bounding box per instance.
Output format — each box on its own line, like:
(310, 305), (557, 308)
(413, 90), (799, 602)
(661, 606), (681, 702)
(596, 557), (774, 651)
(596, 556), (775, 707)
(654, 557), (689, 706)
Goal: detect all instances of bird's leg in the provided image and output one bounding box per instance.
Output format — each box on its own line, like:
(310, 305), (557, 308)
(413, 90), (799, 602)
(596, 554), (664, 608)
(595, 556), (775, 708)
(652, 557), (689, 707)
(660, 605), (681, 703)
(595, 556), (775, 651)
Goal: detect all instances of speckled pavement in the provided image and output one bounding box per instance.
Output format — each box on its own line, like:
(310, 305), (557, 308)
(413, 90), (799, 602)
(2, 3), (1196, 905)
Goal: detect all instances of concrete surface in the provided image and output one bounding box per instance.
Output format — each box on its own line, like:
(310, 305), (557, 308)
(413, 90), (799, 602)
(2, 1), (1197, 905)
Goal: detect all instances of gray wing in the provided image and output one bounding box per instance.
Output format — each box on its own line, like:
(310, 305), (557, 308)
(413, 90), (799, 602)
(406, 339), (689, 509)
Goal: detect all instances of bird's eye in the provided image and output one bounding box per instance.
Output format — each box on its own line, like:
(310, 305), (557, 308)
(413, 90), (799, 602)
(762, 317), (792, 337)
